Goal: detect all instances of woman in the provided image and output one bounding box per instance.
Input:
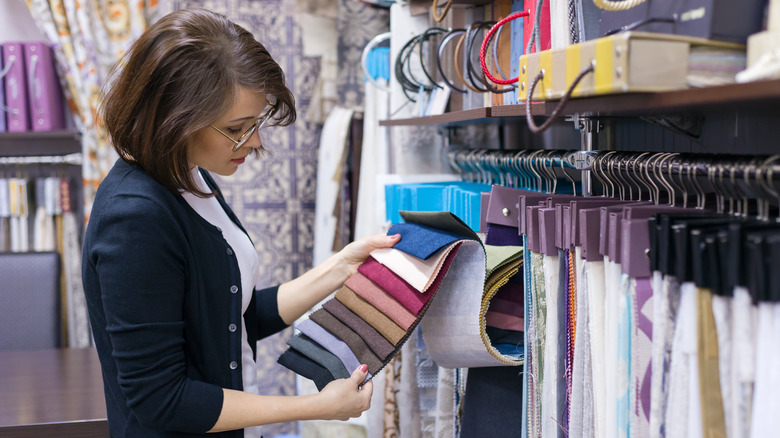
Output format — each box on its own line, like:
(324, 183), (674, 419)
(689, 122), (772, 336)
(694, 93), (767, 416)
(82, 8), (399, 437)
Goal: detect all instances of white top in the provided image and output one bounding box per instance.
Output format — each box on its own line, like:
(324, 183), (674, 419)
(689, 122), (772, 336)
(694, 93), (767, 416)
(181, 168), (262, 438)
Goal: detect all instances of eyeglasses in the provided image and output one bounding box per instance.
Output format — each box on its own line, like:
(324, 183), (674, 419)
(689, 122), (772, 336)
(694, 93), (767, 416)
(210, 99), (279, 152)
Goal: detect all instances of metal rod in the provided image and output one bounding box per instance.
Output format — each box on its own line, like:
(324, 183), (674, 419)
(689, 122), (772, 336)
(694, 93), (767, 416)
(0, 153), (83, 166)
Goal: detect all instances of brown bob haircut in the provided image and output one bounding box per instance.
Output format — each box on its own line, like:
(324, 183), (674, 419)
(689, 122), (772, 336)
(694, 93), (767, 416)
(101, 8), (296, 196)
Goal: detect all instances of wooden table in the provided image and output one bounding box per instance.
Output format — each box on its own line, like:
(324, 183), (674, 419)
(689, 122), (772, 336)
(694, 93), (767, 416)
(0, 348), (108, 437)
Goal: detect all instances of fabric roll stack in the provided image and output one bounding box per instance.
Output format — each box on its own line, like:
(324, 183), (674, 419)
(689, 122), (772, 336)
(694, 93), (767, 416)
(278, 211), (479, 390)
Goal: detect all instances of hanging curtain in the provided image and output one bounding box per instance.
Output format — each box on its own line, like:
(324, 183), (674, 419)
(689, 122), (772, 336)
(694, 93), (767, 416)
(24, 0), (166, 347)
(25, 0), (166, 221)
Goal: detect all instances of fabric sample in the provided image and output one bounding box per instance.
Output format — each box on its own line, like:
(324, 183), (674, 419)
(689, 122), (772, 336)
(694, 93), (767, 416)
(296, 318), (369, 382)
(460, 366), (524, 437)
(345, 272), (416, 329)
(485, 310), (525, 331)
(485, 222), (524, 246)
(480, 260), (525, 365)
(370, 241), (460, 292)
(630, 278), (654, 438)
(710, 294), (732, 436)
(357, 254), (440, 315)
(616, 274), (632, 438)
(522, 234), (531, 438)
(387, 222), (467, 260)
(323, 299), (395, 360)
(731, 286), (757, 438)
(277, 348), (334, 391)
(287, 334), (351, 380)
(569, 252), (594, 438)
(541, 252), (562, 438)
(749, 302), (780, 438)
(696, 288), (727, 438)
(604, 258), (622, 438)
(665, 282), (699, 438)
(486, 326), (525, 345)
(309, 308), (383, 374)
(421, 240), (511, 368)
(488, 296), (524, 317)
(650, 274), (681, 438)
(587, 260), (607, 438)
(335, 285), (406, 345)
(529, 250), (546, 438)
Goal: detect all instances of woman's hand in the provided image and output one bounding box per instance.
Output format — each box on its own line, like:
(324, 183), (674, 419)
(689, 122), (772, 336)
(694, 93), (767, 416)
(316, 365), (374, 420)
(337, 233), (401, 277)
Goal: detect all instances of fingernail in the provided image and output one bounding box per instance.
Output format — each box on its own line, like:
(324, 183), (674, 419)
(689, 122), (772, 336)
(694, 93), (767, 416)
(360, 364), (368, 373)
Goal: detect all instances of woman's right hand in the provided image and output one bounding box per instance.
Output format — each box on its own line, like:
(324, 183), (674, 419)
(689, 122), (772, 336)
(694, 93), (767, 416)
(317, 364), (373, 420)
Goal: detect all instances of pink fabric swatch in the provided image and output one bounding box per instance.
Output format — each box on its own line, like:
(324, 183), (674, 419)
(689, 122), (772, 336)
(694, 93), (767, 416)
(359, 244), (461, 315)
(485, 310), (525, 331)
(370, 241), (460, 293)
(345, 272), (416, 329)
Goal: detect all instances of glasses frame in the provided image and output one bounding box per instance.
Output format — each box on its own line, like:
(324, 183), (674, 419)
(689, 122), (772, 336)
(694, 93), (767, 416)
(210, 98), (279, 152)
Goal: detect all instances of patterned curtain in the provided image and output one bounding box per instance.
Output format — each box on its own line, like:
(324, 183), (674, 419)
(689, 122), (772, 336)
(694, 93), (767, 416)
(25, 0), (166, 221)
(24, 0), (167, 348)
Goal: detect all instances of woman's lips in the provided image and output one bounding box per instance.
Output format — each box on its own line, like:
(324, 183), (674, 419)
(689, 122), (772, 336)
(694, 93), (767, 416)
(231, 157), (246, 164)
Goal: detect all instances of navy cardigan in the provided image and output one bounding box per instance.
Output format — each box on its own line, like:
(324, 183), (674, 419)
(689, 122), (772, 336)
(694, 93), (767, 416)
(82, 158), (289, 437)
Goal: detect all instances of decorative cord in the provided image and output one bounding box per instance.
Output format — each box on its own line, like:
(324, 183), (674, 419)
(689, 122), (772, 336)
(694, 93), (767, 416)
(394, 35), (422, 102)
(431, 0), (454, 22)
(568, 0), (579, 44)
(417, 27), (448, 90)
(524, 63), (595, 133)
(593, 0), (647, 11)
(526, 0), (545, 54)
(466, 21), (515, 94)
(436, 28), (468, 94)
(479, 11), (529, 86)
(491, 24), (515, 87)
(454, 27), (487, 93)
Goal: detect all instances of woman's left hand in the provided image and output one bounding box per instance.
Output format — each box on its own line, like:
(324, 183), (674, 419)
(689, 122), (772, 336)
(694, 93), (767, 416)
(337, 233), (401, 277)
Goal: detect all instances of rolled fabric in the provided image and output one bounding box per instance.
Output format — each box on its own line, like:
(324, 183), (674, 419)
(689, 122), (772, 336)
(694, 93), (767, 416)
(287, 333), (350, 380)
(335, 286), (406, 345)
(345, 272), (416, 329)
(277, 348), (334, 391)
(309, 308), (383, 374)
(323, 299), (395, 359)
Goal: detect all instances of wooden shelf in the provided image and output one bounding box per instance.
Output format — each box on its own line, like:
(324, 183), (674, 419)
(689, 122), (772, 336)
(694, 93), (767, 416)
(379, 79), (780, 126)
(0, 131), (81, 157)
(379, 107), (492, 126)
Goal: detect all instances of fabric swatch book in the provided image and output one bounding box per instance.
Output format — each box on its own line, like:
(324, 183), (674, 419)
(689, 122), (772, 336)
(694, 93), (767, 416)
(279, 211), (524, 390)
(24, 42), (65, 132)
(2, 42), (29, 132)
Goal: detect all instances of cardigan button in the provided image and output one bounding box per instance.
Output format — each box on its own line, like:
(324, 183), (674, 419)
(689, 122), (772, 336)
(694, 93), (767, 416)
(229, 361), (238, 370)
(230, 285), (238, 294)
(226, 248), (233, 256)
(229, 323), (237, 332)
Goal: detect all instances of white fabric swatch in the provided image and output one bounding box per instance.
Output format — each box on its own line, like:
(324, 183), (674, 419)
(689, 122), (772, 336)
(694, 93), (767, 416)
(731, 286), (758, 438)
(587, 260), (607, 438)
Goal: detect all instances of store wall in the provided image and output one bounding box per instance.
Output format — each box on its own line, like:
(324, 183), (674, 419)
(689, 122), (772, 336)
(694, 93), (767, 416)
(0, 0), (46, 43)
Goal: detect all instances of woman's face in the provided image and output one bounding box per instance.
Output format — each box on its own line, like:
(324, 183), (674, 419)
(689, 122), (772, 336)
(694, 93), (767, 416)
(188, 87), (268, 176)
